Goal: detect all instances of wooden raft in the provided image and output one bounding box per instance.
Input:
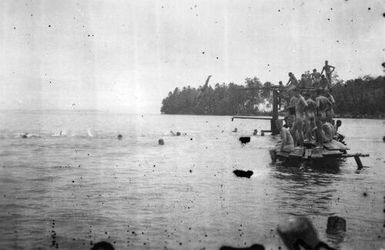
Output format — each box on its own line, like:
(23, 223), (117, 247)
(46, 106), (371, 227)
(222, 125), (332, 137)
(274, 139), (368, 169)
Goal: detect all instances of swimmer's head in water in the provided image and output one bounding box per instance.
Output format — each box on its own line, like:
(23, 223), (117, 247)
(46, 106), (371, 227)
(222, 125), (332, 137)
(277, 216), (321, 250)
(313, 68), (317, 72)
(91, 241), (115, 250)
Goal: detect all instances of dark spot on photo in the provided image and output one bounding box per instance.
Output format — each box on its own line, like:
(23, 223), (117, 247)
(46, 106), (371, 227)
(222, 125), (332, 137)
(233, 170), (253, 178)
(239, 137), (251, 144)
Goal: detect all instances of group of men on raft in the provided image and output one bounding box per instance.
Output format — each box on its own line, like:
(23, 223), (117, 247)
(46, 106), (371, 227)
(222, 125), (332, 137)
(276, 60), (343, 153)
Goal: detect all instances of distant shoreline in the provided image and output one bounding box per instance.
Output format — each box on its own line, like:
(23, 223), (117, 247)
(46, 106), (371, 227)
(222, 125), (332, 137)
(161, 112), (385, 119)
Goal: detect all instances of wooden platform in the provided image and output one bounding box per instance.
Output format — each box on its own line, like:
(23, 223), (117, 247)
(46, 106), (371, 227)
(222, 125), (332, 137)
(274, 140), (357, 162)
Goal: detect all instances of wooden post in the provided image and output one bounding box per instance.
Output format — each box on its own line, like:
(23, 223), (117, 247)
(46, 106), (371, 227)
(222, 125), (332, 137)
(354, 155), (363, 170)
(271, 90), (279, 135)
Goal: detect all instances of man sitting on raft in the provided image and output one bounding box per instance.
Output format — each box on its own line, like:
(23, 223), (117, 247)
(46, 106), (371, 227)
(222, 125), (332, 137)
(321, 122), (336, 143)
(276, 119), (294, 153)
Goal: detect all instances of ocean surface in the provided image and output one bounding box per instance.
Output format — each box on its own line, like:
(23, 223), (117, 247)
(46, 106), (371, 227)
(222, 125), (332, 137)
(0, 110), (384, 250)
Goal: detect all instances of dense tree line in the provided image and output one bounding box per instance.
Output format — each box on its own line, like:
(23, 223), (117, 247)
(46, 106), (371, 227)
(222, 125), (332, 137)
(160, 75), (385, 118)
(332, 76), (385, 117)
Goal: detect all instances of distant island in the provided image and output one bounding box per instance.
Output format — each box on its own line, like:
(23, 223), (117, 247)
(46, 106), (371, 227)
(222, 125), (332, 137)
(160, 75), (385, 119)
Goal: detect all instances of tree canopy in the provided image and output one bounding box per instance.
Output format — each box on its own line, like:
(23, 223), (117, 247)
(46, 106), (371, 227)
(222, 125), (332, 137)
(160, 75), (385, 118)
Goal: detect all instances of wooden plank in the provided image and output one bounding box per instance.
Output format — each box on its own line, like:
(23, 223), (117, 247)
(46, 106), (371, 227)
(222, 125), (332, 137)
(322, 150), (343, 156)
(232, 116), (272, 121)
(304, 148), (312, 159)
(289, 147), (304, 158)
(341, 153), (369, 158)
(311, 147), (324, 158)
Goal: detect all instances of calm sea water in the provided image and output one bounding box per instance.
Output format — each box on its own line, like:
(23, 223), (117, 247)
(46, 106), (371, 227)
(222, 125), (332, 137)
(0, 110), (384, 250)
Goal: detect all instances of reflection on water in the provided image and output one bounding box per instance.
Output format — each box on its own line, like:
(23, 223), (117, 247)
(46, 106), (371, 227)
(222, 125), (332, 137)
(0, 112), (384, 250)
(271, 162), (342, 217)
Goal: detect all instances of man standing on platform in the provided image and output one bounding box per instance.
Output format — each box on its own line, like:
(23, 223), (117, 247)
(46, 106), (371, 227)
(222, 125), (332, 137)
(321, 60), (335, 85)
(289, 88), (308, 146)
(311, 68), (321, 87)
(286, 72), (299, 91)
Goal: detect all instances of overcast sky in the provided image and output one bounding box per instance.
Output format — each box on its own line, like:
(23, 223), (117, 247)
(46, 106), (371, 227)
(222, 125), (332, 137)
(0, 0), (384, 113)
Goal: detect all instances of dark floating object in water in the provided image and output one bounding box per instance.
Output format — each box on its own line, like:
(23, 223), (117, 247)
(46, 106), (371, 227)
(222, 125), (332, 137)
(91, 241), (115, 250)
(220, 244), (265, 250)
(232, 128), (238, 132)
(239, 136), (251, 144)
(383, 136), (385, 142)
(326, 216), (346, 234)
(253, 129), (258, 135)
(158, 139), (164, 145)
(278, 216), (336, 250)
(176, 132), (181, 136)
(117, 134), (123, 140)
(233, 170), (253, 178)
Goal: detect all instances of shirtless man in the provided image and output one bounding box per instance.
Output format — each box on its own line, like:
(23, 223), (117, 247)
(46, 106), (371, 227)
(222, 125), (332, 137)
(302, 73), (312, 89)
(334, 119), (345, 143)
(286, 72), (299, 91)
(304, 93), (317, 141)
(321, 122), (335, 143)
(319, 75), (330, 91)
(325, 90), (335, 121)
(320, 60), (335, 84)
(276, 119), (294, 153)
(315, 90), (333, 119)
(311, 68), (321, 87)
(289, 89), (308, 146)
(299, 74), (306, 89)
